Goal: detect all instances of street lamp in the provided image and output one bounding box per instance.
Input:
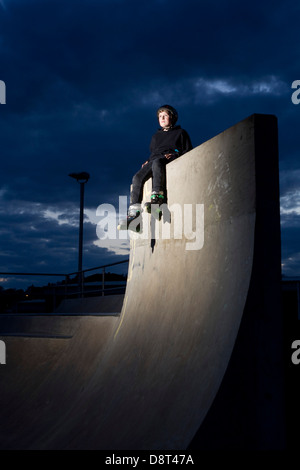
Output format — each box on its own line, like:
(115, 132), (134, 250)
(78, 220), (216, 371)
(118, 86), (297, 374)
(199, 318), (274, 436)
(69, 172), (90, 296)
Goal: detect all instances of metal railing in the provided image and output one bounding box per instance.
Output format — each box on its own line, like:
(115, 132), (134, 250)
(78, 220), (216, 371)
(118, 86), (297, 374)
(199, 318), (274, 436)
(0, 258), (129, 312)
(66, 259), (129, 298)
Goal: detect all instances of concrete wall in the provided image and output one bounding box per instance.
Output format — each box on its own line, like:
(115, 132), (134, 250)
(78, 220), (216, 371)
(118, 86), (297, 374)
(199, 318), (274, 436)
(0, 114), (285, 450)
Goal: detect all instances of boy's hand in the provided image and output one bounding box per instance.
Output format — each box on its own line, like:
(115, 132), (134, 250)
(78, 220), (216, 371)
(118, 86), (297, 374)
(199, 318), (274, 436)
(141, 160), (149, 168)
(165, 153), (173, 159)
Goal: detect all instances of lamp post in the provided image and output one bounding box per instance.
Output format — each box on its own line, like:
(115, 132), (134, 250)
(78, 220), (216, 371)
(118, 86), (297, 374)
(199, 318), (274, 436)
(69, 172), (90, 297)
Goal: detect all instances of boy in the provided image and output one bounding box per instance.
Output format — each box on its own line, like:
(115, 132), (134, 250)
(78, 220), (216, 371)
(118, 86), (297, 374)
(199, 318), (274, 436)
(119, 104), (193, 230)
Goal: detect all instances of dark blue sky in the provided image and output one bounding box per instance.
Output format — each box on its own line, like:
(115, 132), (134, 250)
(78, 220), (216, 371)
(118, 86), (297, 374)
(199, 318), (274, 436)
(0, 0), (299, 289)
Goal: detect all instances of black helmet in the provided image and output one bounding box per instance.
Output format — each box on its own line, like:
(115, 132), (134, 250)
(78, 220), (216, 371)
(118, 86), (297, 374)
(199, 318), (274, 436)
(157, 104), (178, 125)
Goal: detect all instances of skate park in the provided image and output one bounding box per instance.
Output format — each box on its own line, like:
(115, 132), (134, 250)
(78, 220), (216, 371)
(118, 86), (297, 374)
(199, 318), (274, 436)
(0, 114), (286, 450)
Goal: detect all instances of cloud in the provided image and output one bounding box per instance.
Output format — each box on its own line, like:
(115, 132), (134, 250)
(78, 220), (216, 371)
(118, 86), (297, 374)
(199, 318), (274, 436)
(0, 189), (128, 286)
(281, 220), (300, 277)
(43, 209), (79, 227)
(195, 76), (288, 98)
(0, 0), (299, 285)
(281, 190), (300, 217)
(280, 184), (300, 276)
(93, 238), (130, 257)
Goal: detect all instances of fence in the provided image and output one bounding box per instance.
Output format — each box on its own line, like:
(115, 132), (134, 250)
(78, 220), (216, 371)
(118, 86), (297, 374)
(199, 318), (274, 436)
(0, 258), (129, 313)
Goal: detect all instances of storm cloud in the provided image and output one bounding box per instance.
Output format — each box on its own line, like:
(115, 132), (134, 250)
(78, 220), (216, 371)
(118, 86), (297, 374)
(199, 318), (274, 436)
(0, 0), (299, 287)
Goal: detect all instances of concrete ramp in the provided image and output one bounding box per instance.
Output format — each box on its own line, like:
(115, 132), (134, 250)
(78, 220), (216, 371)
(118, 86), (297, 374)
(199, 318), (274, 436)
(0, 114), (285, 449)
(54, 294), (124, 314)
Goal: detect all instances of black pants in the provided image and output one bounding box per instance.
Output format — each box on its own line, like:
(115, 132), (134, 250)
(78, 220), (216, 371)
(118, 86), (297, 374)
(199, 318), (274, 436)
(130, 155), (178, 204)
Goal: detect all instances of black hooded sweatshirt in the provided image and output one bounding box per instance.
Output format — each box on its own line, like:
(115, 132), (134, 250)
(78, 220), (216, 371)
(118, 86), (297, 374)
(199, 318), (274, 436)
(149, 125), (193, 161)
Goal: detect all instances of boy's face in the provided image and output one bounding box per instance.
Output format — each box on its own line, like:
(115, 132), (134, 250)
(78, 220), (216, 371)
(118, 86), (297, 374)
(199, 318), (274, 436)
(158, 111), (172, 128)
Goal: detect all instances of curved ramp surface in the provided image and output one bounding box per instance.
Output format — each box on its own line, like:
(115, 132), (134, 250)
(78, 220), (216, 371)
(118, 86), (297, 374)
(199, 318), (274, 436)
(0, 114), (284, 449)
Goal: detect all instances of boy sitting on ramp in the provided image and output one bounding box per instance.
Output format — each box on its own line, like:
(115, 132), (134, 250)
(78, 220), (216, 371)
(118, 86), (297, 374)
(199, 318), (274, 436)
(118, 104), (193, 231)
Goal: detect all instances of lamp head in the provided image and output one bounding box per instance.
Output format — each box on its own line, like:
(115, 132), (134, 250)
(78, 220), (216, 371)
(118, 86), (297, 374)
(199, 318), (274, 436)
(69, 172), (90, 183)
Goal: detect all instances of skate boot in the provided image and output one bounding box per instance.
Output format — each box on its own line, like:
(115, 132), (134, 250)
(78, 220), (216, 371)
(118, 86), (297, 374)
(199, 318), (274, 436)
(144, 191), (165, 220)
(117, 204), (142, 232)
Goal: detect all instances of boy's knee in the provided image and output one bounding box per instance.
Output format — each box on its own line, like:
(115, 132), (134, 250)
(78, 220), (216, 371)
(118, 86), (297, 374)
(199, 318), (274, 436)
(132, 173), (140, 185)
(152, 158), (164, 169)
